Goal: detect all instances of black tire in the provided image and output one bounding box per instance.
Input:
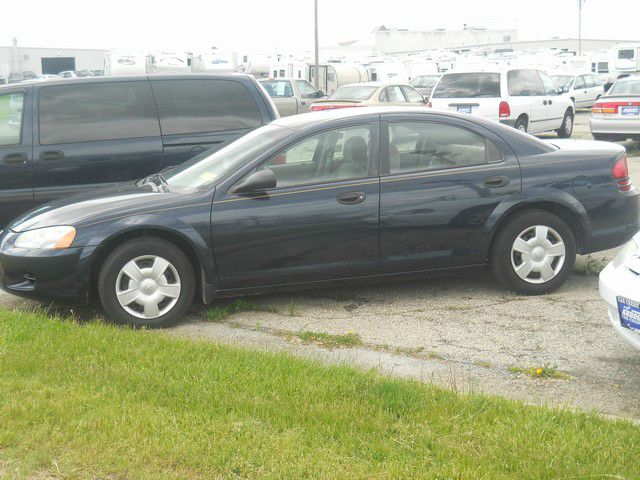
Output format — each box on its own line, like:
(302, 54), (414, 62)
(592, 133), (613, 142)
(98, 238), (195, 328)
(490, 210), (576, 295)
(514, 116), (528, 133)
(556, 109), (574, 138)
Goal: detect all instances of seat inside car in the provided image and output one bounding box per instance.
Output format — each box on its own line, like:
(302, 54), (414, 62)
(335, 136), (369, 179)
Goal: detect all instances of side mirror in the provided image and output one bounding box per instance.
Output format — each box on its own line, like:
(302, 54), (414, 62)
(423, 96), (430, 103)
(229, 168), (276, 195)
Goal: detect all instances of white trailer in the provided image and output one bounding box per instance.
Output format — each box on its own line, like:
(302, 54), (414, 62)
(308, 63), (369, 95)
(104, 50), (147, 76)
(146, 52), (192, 74)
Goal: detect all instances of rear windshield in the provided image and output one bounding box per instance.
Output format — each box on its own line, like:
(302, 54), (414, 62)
(329, 86), (377, 101)
(432, 73), (501, 98)
(607, 80), (640, 96)
(410, 75), (440, 88)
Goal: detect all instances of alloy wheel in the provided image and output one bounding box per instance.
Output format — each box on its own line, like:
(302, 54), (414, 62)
(115, 255), (181, 319)
(565, 115), (573, 134)
(510, 225), (566, 284)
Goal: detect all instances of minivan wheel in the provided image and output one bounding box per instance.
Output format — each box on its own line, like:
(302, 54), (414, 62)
(491, 210), (576, 295)
(557, 109), (574, 138)
(514, 116), (528, 133)
(98, 238), (195, 328)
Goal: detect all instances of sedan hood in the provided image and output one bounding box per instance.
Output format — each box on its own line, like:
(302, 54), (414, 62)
(9, 182), (198, 232)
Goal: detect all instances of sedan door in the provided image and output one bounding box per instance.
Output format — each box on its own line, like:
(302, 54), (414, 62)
(211, 120), (381, 290)
(0, 86), (33, 227)
(573, 75), (590, 108)
(380, 114), (521, 273)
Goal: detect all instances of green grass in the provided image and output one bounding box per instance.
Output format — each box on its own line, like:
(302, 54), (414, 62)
(508, 365), (572, 380)
(203, 299), (276, 322)
(294, 330), (363, 348)
(1, 309), (639, 479)
(574, 254), (610, 276)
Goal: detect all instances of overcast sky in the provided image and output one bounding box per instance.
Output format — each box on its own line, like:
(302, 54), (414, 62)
(3, 0), (639, 52)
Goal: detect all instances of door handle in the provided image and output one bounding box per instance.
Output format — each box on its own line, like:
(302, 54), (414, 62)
(3, 152), (28, 164)
(548, 99), (553, 105)
(543, 100), (548, 105)
(483, 175), (510, 188)
(337, 191), (366, 205)
(39, 150), (65, 161)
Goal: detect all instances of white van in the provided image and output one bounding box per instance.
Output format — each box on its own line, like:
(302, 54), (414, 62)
(429, 69), (575, 137)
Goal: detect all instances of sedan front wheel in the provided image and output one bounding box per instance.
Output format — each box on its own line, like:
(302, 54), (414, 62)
(491, 210), (576, 295)
(98, 238), (195, 328)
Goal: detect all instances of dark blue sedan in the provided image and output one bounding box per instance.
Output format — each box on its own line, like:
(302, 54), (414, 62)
(1, 107), (638, 327)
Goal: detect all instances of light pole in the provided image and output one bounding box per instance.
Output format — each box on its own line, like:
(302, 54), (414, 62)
(577, 0), (585, 56)
(314, 0), (320, 89)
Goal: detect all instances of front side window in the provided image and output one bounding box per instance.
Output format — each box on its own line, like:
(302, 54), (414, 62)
(507, 70), (545, 96)
(432, 73), (501, 98)
(260, 80), (293, 98)
(380, 86), (406, 103)
(574, 76), (586, 89)
(296, 80), (318, 98)
(387, 122), (501, 175)
(0, 92), (24, 146)
(538, 71), (559, 95)
(152, 79), (262, 136)
(258, 125), (373, 189)
(39, 82), (160, 145)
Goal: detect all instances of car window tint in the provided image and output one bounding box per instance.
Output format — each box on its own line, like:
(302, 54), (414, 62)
(388, 122), (500, 175)
(39, 82), (160, 145)
(296, 80), (318, 97)
(0, 92), (24, 146)
(259, 125), (373, 189)
(401, 86), (424, 103)
(152, 79), (262, 136)
(381, 86), (406, 103)
(432, 73), (500, 98)
(507, 70), (545, 96)
(538, 71), (559, 95)
(260, 80), (293, 97)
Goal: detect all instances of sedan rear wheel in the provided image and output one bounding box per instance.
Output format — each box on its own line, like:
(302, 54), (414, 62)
(98, 238), (195, 328)
(491, 210), (576, 295)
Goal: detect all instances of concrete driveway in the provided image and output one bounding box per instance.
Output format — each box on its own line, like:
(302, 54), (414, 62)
(2, 110), (640, 419)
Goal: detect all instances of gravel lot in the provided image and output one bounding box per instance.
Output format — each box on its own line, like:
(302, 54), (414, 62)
(3, 111), (640, 419)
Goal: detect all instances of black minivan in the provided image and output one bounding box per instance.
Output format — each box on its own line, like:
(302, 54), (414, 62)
(0, 74), (279, 227)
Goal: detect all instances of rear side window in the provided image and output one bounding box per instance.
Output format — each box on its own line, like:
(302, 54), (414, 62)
(432, 73), (500, 98)
(39, 82), (160, 145)
(152, 79), (263, 136)
(387, 122), (502, 175)
(507, 70), (545, 96)
(0, 92), (25, 146)
(401, 86), (424, 103)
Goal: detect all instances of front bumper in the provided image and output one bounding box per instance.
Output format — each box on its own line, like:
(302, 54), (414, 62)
(590, 116), (640, 138)
(599, 261), (640, 350)
(0, 230), (97, 303)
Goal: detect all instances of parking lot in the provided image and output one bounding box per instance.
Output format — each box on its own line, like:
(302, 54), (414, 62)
(2, 110), (640, 419)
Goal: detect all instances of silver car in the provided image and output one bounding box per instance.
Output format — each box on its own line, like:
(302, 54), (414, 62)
(590, 77), (640, 141)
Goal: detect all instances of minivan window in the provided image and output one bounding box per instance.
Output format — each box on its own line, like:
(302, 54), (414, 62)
(0, 92), (24, 146)
(431, 73), (500, 98)
(507, 69), (545, 96)
(39, 82), (160, 145)
(152, 79), (263, 136)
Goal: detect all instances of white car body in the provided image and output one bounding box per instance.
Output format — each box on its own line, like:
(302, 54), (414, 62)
(600, 231), (640, 349)
(429, 69), (575, 136)
(551, 73), (605, 108)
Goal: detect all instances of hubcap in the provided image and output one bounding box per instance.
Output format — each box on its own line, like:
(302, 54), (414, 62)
(115, 255), (181, 319)
(565, 115), (573, 134)
(518, 123), (527, 132)
(510, 225), (566, 284)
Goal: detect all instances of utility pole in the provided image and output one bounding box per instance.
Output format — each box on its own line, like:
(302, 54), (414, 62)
(314, 0), (320, 89)
(577, 0), (585, 56)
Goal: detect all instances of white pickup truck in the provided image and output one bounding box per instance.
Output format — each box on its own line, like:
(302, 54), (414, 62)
(259, 78), (326, 116)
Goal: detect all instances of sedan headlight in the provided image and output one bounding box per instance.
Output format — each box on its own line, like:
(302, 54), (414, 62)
(14, 226), (77, 250)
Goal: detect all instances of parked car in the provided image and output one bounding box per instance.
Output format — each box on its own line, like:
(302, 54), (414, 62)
(590, 77), (640, 141)
(550, 73), (605, 108)
(0, 74), (279, 227)
(258, 78), (324, 116)
(429, 69), (575, 137)
(7, 72), (23, 84)
(309, 82), (426, 111)
(410, 74), (441, 97)
(1, 107), (637, 328)
(58, 71), (78, 79)
(599, 231), (640, 349)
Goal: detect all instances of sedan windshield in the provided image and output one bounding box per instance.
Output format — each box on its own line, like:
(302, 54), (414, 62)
(164, 124), (291, 191)
(550, 75), (574, 90)
(329, 86), (377, 101)
(410, 75), (440, 88)
(607, 79), (640, 96)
